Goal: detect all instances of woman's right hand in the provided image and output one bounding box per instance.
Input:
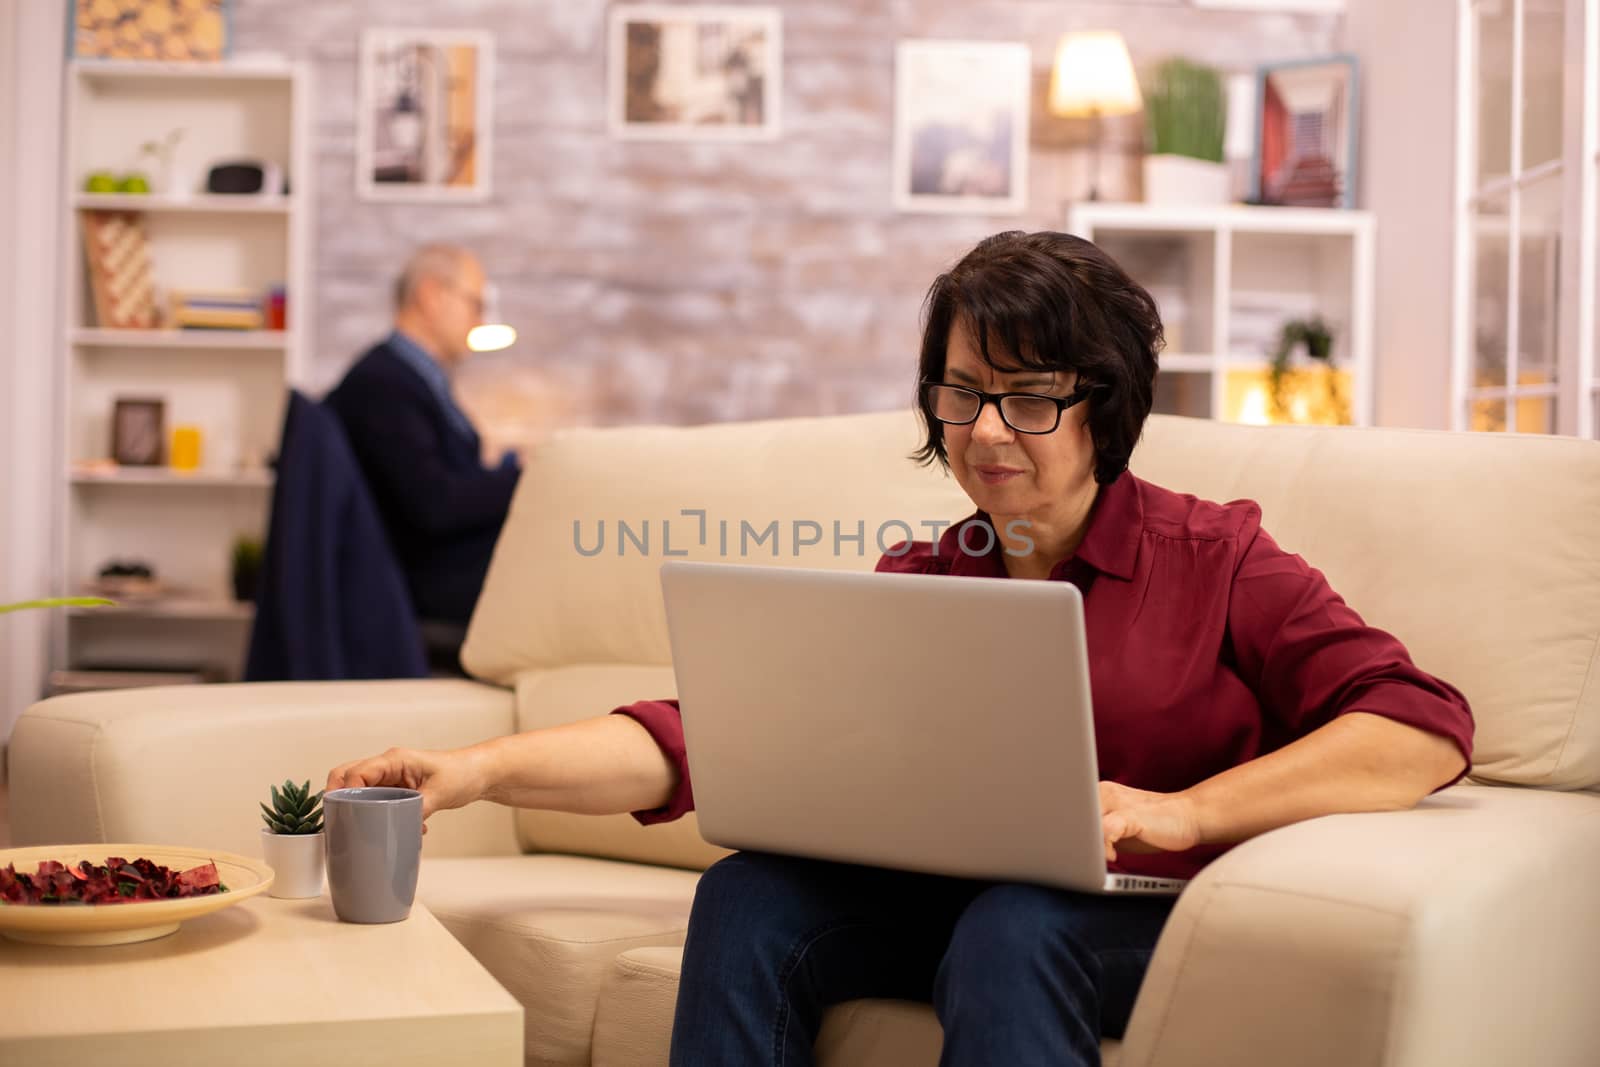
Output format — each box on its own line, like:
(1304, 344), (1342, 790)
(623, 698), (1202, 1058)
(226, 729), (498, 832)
(326, 747), (489, 833)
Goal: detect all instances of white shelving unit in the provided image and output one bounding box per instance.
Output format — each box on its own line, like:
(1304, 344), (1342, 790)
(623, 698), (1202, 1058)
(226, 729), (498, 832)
(72, 327), (290, 350)
(70, 468), (276, 488)
(73, 192), (294, 214)
(56, 59), (312, 682)
(1067, 203), (1376, 426)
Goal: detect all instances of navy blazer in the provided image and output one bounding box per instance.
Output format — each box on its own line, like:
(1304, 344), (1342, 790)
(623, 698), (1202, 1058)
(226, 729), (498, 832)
(324, 340), (520, 625)
(246, 391), (427, 681)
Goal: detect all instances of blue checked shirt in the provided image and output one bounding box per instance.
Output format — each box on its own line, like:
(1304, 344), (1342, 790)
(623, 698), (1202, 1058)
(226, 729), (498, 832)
(385, 330), (479, 447)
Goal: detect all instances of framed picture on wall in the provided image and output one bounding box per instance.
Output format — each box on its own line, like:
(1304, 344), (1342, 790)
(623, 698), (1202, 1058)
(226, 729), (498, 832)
(1251, 55), (1359, 209)
(608, 5), (782, 141)
(111, 397), (166, 467)
(70, 0), (231, 61)
(357, 29), (494, 201)
(892, 40), (1031, 215)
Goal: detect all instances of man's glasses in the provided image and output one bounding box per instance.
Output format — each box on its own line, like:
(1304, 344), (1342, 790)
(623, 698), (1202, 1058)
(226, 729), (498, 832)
(442, 282), (484, 318)
(922, 381), (1100, 435)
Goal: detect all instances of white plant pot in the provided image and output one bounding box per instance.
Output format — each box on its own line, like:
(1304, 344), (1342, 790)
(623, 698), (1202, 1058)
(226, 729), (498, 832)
(1142, 155), (1232, 206)
(260, 829), (326, 899)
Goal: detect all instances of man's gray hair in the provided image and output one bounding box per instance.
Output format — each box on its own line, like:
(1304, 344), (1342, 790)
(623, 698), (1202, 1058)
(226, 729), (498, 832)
(393, 243), (475, 311)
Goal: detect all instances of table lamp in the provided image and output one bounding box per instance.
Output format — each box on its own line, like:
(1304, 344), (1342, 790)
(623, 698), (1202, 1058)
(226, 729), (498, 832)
(1048, 31), (1143, 201)
(467, 282), (517, 353)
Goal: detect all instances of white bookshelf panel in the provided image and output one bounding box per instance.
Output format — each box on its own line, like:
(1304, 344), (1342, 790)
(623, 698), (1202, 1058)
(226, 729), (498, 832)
(72, 328), (289, 350)
(1070, 202), (1367, 236)
(1158, 354), (1217, 372)
(57, 60), (310, 681)
(71, 469), (273, 488)
(72, 347), (286, 473)
(1151, 370), (1214, 419)
(74, 193), (292, 214)
(71, 211), (290, 329)
(75, 59), (297, 84)
(67, 597), (253, 622)
(70, 72), (292, 199)
(1228, 231), (1356, 363)
(67, 613), (251, 682)
(68, 487), (269, 605)
(1084, 231), (1217, 360)
(1068, 202), (1374, 425)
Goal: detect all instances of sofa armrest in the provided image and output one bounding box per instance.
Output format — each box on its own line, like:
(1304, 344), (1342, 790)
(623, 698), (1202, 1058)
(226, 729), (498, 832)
(1119, 783), (1600, 1067)
(8, 679), (519, 861)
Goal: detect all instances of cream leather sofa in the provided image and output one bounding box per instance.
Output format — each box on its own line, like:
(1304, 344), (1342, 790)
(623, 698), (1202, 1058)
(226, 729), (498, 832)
(12, 411), (1600, 1067)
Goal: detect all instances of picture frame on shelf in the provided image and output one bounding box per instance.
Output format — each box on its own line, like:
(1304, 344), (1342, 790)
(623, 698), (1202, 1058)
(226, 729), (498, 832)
(110, 397), (166, 467)
(892, 40), (1031, 215)
(1251, 54), (1359, 209)
(69, 0), (231, 61)
(357, 29), (494, 202)
(607, 5), (782, 141)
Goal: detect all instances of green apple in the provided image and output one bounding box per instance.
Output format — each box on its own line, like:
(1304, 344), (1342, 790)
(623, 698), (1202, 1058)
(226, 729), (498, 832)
(118, 172), (151, 194)
(84, 170), (118, 193)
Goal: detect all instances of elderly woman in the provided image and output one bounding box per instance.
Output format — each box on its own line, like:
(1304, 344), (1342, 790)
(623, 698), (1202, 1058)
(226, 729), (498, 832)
(329, 231), (1472, 1067)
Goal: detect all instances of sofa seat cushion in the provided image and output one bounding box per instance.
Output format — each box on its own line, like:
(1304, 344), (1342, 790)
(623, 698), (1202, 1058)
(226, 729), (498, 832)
(417, 855), (700, 1067)
(589, 945), (1123, 1066)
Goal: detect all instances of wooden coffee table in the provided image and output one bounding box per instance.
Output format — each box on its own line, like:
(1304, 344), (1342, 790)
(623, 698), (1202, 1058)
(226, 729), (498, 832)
(0, 893), (523, 1066)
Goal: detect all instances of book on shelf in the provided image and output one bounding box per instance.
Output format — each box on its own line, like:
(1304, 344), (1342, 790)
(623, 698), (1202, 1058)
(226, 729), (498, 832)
(168, 287), (266, 330)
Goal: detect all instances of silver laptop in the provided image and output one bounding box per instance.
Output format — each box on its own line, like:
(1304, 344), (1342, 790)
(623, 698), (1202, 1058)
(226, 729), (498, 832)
(659, 560), (1187, 896)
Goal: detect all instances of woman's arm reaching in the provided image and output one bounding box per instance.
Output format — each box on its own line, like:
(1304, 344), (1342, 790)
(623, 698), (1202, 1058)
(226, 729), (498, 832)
(327, 714), (679, 830)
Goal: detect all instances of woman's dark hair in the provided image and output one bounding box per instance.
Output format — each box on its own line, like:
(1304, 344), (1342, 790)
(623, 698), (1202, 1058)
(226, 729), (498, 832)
(913, 230), (1164, 485)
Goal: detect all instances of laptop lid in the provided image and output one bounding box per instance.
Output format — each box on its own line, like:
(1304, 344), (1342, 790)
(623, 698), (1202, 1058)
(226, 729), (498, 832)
(660, 560), (1133, 894)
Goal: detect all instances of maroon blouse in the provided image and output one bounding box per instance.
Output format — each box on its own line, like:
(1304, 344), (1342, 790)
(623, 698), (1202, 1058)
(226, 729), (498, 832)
(614, 470), (1474, 880)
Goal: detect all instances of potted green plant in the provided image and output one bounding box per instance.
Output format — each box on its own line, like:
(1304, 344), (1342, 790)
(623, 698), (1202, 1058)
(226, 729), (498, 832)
(231, 536), (263, 603)
(259, 779), (325, 899)
(1142, 57), (1229, 205)
(1268, 316), (1348, 423)
(134, 127), (186, 197)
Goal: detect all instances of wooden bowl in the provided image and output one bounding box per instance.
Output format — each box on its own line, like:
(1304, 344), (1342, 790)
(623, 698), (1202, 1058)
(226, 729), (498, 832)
(0, 843), (273, 946)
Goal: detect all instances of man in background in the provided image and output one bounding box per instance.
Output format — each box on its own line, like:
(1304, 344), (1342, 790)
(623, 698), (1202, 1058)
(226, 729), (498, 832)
(325, 244), (520, 629)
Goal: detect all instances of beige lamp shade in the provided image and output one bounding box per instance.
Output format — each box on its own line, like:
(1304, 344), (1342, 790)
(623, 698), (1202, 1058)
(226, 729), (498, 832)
(1048, 31), (1143, 117)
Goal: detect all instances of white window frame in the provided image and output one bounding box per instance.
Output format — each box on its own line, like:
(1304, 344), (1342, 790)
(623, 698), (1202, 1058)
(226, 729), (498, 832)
(1452, 0), (1597, 434)
(1577, 0), (1600, 436)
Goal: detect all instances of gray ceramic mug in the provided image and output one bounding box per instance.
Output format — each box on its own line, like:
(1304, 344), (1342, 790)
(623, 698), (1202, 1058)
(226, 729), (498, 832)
(323, 787), (423, 924)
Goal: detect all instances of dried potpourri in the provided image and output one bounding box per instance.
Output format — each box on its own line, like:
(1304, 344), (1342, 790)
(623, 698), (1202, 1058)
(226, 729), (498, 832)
(0, 856), (229, 905)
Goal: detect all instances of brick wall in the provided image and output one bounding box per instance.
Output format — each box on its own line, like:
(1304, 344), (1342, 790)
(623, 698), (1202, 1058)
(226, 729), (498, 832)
(231, 0), (1341, 450)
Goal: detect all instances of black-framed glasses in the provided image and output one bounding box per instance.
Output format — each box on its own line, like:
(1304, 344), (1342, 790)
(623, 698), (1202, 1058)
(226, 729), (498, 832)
(921, 381), (1101, 435)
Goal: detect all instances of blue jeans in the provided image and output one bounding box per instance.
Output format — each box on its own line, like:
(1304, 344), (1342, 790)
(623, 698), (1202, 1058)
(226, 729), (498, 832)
(670, 851), (1176, 1067)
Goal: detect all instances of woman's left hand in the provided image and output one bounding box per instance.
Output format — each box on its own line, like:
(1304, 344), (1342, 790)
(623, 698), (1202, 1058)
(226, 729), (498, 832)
(1099, 781), (1202, 862)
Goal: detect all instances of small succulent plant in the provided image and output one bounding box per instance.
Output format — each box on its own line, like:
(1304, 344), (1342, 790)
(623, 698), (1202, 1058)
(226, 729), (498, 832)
(260, 779), (325, 836)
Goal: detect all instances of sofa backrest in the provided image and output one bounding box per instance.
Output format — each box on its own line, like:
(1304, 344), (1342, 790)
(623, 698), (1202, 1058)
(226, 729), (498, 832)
(1131, 416), (1600, 791)
(464, 410), (1600, 868)
(464, 410), (973, 864)
(466, 410), (972, 676)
